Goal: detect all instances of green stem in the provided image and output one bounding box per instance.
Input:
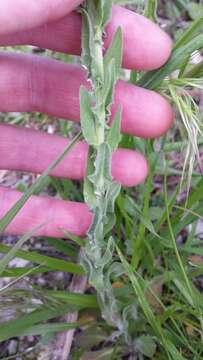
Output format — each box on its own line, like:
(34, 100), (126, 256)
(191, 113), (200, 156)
(79, 0), (129, 338)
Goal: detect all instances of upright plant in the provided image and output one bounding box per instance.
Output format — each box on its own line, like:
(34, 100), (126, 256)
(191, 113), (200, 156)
(79, 0), (129, 337)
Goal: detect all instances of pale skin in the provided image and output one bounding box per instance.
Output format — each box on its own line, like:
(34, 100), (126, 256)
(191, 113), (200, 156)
(0, 0), (174, 238)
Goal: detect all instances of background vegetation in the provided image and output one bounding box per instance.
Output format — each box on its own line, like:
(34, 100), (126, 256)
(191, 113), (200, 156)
(0, 0), (203, 359)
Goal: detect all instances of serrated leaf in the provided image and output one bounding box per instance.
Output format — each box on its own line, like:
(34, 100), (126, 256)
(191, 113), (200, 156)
(84, 147), (97, 208)
(105, 182), (121, 214)
(104, 182), (121, 233)
(81, 9), (91, 71)
(81, 8), (95, 76)
(107, 105), (122, 151)
(89, 143), (112, 188)
(104, 27), (123, 79)
(87, 206), (104, 245)
(96, 236), (114, 267)
(104, 59), (116, 119)
(80, 86), (98, 145)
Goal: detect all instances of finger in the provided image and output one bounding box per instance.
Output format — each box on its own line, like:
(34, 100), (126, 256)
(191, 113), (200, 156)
(0, 52), (174, 138)
(0, 186), (91, 237)
(0, 124), (148, 187)
(0, 6), (172, 71)
(0, 0), (83, 35)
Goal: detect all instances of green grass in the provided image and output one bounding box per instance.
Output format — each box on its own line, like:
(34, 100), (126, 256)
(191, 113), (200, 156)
(0, 1), (203, 359)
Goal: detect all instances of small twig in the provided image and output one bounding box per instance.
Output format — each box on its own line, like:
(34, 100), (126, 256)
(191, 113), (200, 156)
(61, 275), (87, 360)
(53, 252), (87, 360)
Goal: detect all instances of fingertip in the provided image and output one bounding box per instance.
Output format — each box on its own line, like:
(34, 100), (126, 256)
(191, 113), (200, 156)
(140, 90), (174, 138)
(114, 82), (174, 139)
(144, 26), (173, 70)
(112, 149), (148, 187)
(107, 5), (173, 71)
(63, 202), (92, 237)
(143, 92), (174, 138)
(155, 93), (174, 137)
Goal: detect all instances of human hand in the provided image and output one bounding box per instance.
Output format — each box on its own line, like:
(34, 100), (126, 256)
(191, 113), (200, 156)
(0, 1), (173, 238)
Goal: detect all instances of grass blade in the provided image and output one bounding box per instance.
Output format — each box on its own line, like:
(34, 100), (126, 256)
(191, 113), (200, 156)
(0, 243), (85, 275)
(138, 34), (203, 89)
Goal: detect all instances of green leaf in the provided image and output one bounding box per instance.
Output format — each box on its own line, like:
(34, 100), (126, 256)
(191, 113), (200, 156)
(0, 304), (70, 342)
(75, 326), (107, 349)
(117, 247), (187, 360)
(17, 322), (78, 338)
(135, 335), (156, 358)
(113, 0), (141, 4)
(87, 206), (104, 245)
(187, 4), (203, 20)
(104, 59), (116, 118)
(105, 182), (121, 215)
(81, 348), (114, 360)
(85, 1), (102, 28)
(43, 290), (98, 309)
(80, 86), (98, 145)
(186, 60), (203, 78)
(43, 237), (77, 258)
(60, 229), (85, 247)
(103, 28), (123, 120)
(84, 147), (97, 209)
(102, 0), (113, 26)
(1, 266), (50, 277)
(81, 8), (94, 74)
(84, 0), (113, 28)
(174, 16), (203, 50)
(138, 33), (203, 90)
(124, 196), (163, 240)
(104, 27), (123, 79)
(89, 143), (112, 188)
(103, 182), (121, 233)
(107, 105), (122, 151)
(144, 0), (157, 22)
(0, 243), (85, 275)
(0, 223), (44, 275)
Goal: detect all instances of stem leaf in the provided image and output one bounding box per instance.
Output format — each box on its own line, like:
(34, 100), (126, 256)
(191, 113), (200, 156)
(104, 27), (123, 79)
(107, 105), (122, 151)
(80, 85), (98, 145)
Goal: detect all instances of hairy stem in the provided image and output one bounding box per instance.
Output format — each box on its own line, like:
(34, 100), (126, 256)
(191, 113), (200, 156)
(79, 0), (129, 336)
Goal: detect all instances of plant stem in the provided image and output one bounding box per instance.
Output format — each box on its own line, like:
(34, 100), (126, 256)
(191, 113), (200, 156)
(79, 0), (130, 339)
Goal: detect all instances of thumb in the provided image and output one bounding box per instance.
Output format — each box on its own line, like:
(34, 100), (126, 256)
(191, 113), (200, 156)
(0, 0), (83, 35)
